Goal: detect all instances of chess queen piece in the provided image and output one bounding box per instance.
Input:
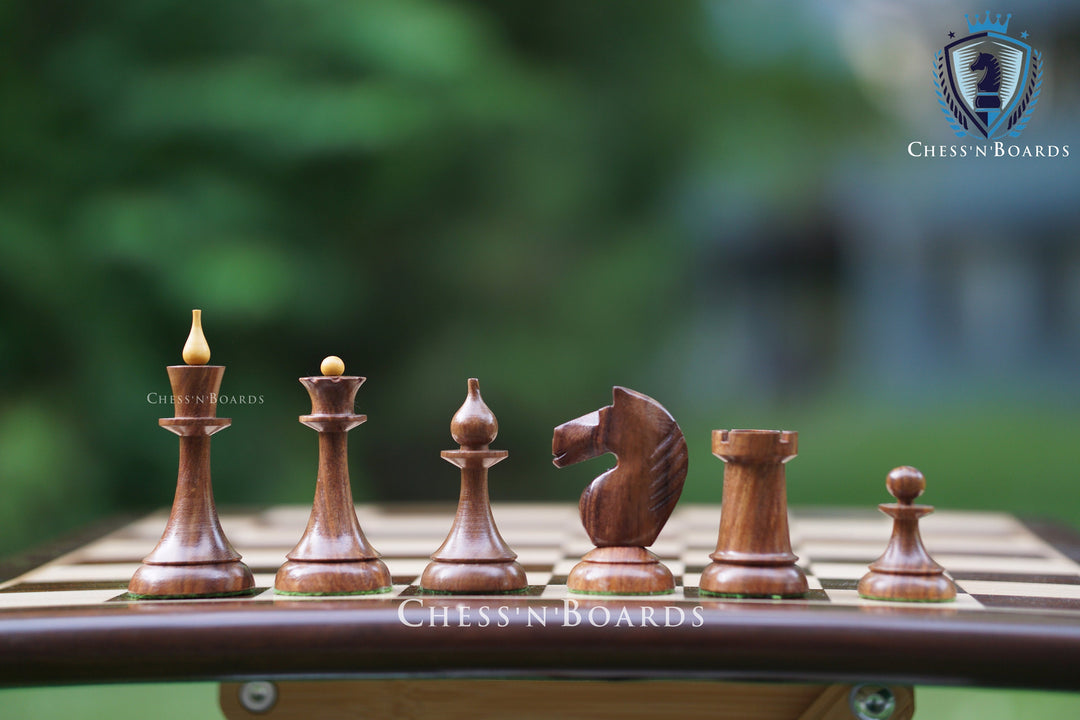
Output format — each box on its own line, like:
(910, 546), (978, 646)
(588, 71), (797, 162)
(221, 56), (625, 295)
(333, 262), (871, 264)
(128, 310), (255, 598)
(275, 357), (391, 595)
(552, 387), (688, 595)
(700, 430), (808, 598)
(421, 379), (527, 593)
(858, 466), (956, 602)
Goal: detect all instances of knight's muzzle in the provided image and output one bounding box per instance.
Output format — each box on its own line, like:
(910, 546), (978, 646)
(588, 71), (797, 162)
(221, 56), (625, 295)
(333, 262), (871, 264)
(552, 410), (604, 468)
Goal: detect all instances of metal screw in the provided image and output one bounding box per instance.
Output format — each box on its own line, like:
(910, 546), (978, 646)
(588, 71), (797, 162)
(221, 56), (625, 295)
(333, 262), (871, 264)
(238, 681), (278, 714)
(849, 684), (896, 720)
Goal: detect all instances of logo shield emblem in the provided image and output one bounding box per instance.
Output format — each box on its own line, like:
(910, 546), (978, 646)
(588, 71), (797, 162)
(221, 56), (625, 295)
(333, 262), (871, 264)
(945, 33), (1030, 139)
(933, 13), (1043, 140)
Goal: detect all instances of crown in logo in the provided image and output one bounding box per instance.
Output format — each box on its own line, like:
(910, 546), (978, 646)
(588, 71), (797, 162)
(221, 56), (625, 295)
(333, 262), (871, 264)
(965, 10), (1011, 34)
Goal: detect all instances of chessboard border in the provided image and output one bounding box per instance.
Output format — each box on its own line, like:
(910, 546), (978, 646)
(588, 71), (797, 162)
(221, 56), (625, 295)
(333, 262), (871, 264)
(2, 507), (1080, 691)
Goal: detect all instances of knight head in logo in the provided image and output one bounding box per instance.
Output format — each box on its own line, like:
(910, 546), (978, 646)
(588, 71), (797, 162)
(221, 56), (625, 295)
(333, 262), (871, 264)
(932, 11), (1042, 140)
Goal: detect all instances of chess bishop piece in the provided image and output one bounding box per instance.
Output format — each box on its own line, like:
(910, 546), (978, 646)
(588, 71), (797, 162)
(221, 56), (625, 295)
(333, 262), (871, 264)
(700, 430), (808, 598)
(421, 379), (527, 593)
(128, 310), (255, 598)
(552, 387), (688, 595)
(275, 357), (391, 595)
(858, 466), (956, 602)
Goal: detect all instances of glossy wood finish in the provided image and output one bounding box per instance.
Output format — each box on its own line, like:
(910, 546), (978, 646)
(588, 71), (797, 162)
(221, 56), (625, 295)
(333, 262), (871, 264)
(420, 379), (526, 593)
(700, 430), (808, 598)
(219, 680), (913, 720)
(858, 467), (957, 602)
(128, 364), (255, 598)
(275, 375), (391, 595)
(552, 387), (687, 594)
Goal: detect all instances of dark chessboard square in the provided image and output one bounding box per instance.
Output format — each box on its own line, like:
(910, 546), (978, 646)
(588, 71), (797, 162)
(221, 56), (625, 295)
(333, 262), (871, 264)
(0, 581), (129, 594)
(549, 575), (568, 586)
(950, 571), (1080, 585)
(684, 565), (707, 574)
(818, 579), (858, 591)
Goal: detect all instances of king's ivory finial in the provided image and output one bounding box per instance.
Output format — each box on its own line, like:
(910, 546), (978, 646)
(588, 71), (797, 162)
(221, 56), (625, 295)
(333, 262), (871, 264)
(182, 309), (211, 366)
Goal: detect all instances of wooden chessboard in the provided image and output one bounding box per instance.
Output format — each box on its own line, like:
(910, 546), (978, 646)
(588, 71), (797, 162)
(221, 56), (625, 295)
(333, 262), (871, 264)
(3, 504), (1080, 691)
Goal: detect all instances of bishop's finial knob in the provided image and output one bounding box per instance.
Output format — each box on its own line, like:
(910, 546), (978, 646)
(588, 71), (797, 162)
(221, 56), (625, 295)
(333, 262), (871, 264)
(450, 378), (498, 450)
(886, 466), (925, 506)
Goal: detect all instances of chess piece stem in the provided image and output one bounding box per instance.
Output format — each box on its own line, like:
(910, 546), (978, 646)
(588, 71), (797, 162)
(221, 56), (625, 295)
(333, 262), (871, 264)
(700, 430), (808, 598)
(421, 379), (527, 594)
(275, 362), (391, 595)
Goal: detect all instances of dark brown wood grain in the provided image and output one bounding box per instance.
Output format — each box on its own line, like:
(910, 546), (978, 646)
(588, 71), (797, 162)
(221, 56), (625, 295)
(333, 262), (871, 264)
(420, 379), (526, 593)
(552, 387), (687, 594)
(275, 375), (391, 595)
(127, 365), (255, 598)
(858, 467), (957, 602)
(700, 430), (808, 599)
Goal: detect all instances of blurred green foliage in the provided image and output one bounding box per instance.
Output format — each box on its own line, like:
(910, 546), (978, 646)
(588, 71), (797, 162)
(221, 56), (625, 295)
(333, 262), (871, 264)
(1, 0), (1078, 564)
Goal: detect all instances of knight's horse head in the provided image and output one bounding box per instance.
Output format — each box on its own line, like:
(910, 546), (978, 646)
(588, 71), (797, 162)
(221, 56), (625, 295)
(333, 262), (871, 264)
(552, 387), (688, 547)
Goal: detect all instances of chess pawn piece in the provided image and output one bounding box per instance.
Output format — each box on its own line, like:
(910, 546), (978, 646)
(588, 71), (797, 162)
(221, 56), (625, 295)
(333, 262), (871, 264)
(858, 466), (956, 602)
(552, 387), (688, 595)
(700, 430), (808, 598)
(421, 379), (527, 593)
(129, 310), (255, 598)
(275, 357), (391, 595)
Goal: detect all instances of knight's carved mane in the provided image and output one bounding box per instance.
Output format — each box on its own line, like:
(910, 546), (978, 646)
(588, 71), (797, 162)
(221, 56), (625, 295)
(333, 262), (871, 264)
(970, 52), (1002, 92)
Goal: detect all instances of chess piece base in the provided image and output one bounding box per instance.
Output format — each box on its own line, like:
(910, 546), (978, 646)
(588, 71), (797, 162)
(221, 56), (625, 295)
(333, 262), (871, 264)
(420, 560), (528, 594)
(698, 562), (808, 598)
(128, 561), (255, 599)
(857, 570), (956, 603)
(275, 559), (392, 596)
(567, 546), (674, 595)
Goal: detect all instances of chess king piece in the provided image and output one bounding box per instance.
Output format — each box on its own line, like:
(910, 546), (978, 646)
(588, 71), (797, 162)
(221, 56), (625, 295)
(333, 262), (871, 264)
(552, 387), (688, 595)
(275, 357), (392, 595)
(421, 379), (527, 593)
(128, 310), (255, 598)
(700, 430), (808, 598)
(858, 466), (956, 602)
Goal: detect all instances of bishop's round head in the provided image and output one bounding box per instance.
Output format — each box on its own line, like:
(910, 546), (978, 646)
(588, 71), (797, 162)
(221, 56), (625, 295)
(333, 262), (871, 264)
(450, 378), (498, 450)
(886, 466), (926, 505)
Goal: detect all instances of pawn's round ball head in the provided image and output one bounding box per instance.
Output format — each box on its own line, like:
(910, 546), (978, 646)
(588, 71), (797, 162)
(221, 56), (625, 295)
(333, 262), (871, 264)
(887, 466), (925, 505)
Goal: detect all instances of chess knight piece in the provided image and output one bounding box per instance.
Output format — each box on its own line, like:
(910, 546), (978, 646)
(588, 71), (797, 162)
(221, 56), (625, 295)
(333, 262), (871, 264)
(552, 387), (688, 594)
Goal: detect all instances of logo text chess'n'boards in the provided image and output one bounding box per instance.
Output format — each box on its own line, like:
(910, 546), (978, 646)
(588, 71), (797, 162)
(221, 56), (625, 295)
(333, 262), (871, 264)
(908, 11), (1068, 158)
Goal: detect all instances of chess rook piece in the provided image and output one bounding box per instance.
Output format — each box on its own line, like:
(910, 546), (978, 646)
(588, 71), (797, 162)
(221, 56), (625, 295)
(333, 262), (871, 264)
(128, 310), (255, 598)
(858, 466), (956, 602)
(700, 430), (808, 598)
(552, 387), (688, 595)
(275, 357), (391, 595)
(421, 379), (527, 593)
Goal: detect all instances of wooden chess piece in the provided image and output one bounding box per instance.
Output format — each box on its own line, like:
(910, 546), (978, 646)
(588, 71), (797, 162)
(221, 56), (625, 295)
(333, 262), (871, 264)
(552, 387), (688, 595)
(421, 379), (527, 593)
(858, 466), (956, 602)
(700, 430), (808, 598)
(274, 357), (392, 595)
(128, 310), (255, 598)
